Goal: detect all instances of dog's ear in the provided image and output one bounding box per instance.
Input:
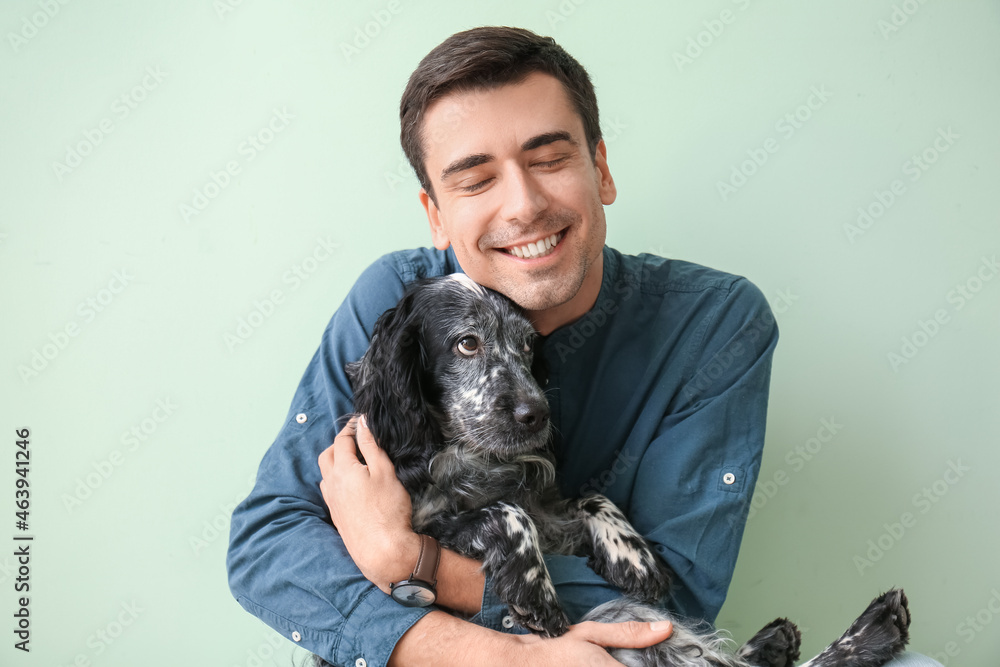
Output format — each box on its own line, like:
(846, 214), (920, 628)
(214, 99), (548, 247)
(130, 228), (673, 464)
(346, 286), (440, 492)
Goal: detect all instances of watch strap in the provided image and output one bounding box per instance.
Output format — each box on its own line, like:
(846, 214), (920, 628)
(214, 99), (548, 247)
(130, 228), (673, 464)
(411, 533), (440, 586)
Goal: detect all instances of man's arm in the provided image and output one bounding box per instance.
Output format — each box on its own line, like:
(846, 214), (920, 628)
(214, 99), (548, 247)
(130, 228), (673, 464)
(388, 609), (673, 667)
(526, 273), (779, 625)
(632, 276), (779, 621)
(318, 415), (486, 615)
(227, 257), (440, 666)
(318, 414), (675, 666)
(227, 253), (670, 666)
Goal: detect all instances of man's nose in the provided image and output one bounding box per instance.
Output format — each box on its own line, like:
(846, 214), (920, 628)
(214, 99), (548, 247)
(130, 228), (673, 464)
(499, 167), (548, 223)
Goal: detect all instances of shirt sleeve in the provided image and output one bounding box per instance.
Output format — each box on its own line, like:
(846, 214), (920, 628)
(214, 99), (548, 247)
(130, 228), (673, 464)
(529, 277), (778, 627)
(226, 257), (435, 667)
(633, 276), (779, 622)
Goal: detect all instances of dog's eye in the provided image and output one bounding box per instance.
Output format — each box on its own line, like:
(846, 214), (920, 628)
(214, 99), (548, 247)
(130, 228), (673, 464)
(457, 336), (479, 357)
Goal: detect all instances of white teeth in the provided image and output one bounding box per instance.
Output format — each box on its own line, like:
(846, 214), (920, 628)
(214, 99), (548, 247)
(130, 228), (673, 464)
(507, 232), (562, 259)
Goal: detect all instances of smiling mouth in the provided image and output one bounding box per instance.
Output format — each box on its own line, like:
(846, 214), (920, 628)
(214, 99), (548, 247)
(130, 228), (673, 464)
(502, 230), (565, 259)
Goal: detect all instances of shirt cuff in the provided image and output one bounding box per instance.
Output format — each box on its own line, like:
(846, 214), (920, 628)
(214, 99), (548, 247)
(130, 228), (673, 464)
(471, 572), (530, 634)
(335, 586), (432, 667)
(545, 554), (624, 623)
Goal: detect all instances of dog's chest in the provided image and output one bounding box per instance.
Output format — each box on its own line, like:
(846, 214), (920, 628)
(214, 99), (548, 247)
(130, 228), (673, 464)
(408, 444), (580, 555)
(421, 445), (552, 511)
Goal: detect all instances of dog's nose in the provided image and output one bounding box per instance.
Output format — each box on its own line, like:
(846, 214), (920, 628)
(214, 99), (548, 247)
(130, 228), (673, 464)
(513, 400), (549, 433)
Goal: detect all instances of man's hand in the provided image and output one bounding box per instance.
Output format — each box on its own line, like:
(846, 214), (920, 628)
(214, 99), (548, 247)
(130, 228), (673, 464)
(388, 610), (674, 667)
(318, 415), (419, 592)
(516, 617), (674, 665)
(318, 416), (486, 612)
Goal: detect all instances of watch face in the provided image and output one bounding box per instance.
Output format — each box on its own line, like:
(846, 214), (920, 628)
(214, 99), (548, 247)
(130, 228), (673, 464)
(391, 582), (436, 607)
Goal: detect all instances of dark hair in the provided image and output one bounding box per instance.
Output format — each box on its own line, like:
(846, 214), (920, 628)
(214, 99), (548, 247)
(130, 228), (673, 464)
(399, 26), (602, 204)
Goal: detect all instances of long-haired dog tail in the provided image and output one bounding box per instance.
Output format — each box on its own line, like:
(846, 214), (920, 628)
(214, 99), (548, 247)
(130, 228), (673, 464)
(582, 598), (756, 667)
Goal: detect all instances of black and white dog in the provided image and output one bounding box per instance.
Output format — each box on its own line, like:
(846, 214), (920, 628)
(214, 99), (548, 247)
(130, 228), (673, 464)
(321, 274), (911, 667)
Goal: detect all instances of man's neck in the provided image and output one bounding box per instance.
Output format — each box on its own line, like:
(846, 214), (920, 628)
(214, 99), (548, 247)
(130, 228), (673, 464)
(527, 250), (605, 336)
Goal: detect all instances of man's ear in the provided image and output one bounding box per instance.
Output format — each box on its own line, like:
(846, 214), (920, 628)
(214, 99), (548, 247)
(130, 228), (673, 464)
(420, 188), (451, 250)
(593, 139), (617, 206)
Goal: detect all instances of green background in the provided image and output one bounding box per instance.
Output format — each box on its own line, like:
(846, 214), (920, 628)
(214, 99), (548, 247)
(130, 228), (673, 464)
(2, 1), (998, 665)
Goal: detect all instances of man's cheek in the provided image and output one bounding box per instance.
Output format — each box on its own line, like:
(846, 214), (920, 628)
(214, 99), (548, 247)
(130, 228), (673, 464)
(545, 169), (578, 197)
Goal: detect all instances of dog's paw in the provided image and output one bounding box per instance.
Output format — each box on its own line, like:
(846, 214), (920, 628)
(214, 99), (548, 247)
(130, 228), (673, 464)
(491, 559), (570, 637)
(577, 495), (673, 602)
(811, 588), (911, 667)
(508, 601), (570, 638)
(738, 617), (801, 667)
(853, 588), (911, 654)
(590, 542), (673, 604)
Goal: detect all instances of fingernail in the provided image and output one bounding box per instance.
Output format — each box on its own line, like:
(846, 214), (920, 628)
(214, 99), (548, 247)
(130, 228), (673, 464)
(359, 414), (368, 430)
(650, 620), (672, 632)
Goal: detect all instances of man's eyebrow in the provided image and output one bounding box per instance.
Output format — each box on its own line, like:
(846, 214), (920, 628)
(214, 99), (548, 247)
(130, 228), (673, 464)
(441, 153), (493, 182)
(439, 132), (578, 183)
(521, 131), (576, 152)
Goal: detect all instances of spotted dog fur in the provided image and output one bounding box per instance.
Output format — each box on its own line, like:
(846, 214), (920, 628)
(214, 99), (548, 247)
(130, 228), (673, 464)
(796, 590), (911, 667)
(314, 275), (911, 667)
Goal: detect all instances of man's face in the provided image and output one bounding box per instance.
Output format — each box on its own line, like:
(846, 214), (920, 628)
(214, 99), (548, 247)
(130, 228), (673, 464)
(418, 72), (616, 332)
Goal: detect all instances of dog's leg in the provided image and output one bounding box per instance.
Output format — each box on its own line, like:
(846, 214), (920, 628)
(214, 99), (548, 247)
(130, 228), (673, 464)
(736, 617), (801, 667)
(431, 502), (570, 637)
(798, 589), (910, 667)
(572, 495), (673, 603)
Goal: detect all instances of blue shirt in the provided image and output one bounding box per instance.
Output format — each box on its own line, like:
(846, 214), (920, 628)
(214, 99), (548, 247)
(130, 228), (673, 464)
(227, 245), (778, 667)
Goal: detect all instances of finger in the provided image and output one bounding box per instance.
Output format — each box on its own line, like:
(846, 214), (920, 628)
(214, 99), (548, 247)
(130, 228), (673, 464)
(571, 619), (673, 649)
(355, 414), (392, 474)
(317, 443), (335, 476)
(323, 418), (365, 474)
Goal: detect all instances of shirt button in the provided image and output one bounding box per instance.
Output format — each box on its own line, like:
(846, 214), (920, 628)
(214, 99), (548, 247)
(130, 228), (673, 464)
(295, 413), (308, 424)
(723, 472), (736, 485)
(355, 659), (367, 667)
(502, 615), (515, 629)
(291, 631), (301, 641)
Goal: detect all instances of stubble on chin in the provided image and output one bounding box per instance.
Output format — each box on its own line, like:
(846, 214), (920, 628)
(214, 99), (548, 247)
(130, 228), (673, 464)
(488, 247), (590, 312)
(478, 207), (603, 313)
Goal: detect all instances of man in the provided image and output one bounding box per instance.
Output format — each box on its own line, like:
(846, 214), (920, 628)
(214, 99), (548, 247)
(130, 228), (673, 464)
(229, 26), (777, 666)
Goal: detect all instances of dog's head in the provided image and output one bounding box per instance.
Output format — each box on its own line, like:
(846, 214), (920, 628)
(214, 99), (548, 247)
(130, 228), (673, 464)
(346, 274), (551, 491)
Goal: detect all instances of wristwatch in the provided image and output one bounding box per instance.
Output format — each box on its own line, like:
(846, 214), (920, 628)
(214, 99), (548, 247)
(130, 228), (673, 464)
(389, 534), (440, 607)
